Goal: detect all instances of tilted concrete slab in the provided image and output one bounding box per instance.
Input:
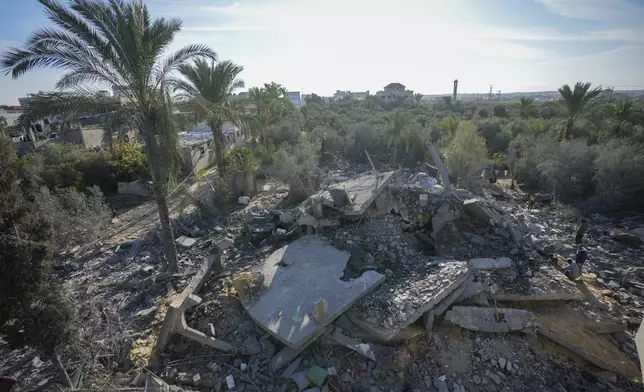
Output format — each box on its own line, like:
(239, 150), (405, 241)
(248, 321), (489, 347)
(241, 235), (384, 350)
(635, 316), (644, 381)
(317, 171), (395, 216)
(445, 306), (536, 333)
(347, 261), (471, 341)
(468, 257), (513, 271)
(490, 263), (584, 302)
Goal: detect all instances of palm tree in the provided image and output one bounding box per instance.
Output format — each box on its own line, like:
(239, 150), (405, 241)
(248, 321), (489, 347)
(0, 116), (7, 137)
(519, 96), (534, 119)
(248, 83), (290, 144)
(16, 90), (127, 152)
(414, 93), (424, 106)
(557, 82), (602, 141)
(604, 99), (640, 136)
(438, 115), (459, 138)
(2, 0), (216, 273)
(175, 59), (245, 176)
(386, 109), (413, 164)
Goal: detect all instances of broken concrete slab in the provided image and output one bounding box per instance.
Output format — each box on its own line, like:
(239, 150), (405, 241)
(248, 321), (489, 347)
(463, 198), (502, 227)
(468, 257), (513, 271)
(433, 275), (475, 316)
(175, 235), (197, 249)
(241, 235), (385, 349)
(318, 171), (395, 216)
(445, 306), (536, 333)
(490, 263), (584, 302)
(538, 316), (640, 379)
(636, 316), (644, 381)
(456, 281), (483, 303)
(328, 327), (376, 361)
(347, 261), (471, 342)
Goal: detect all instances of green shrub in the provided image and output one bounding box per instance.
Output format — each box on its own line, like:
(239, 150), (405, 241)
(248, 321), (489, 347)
(493, 105), (509, 118)
(311, 126), (346, 157)
(112, 142), (148, 182)
(442, 121), (489, 183)
(591, 140), (644, 210)
(224, 145), (258, 173)
(273, 137), (324, 201)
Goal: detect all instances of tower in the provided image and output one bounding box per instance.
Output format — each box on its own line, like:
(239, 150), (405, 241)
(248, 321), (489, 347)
(453, 79), (458, 102)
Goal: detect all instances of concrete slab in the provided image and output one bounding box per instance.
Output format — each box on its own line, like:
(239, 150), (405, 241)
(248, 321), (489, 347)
(445, 306), (536, 332)
(468, 257), (513, 271)
(636, 316), (644, 381)
(318, 171), (395, 216)
(463, 198), (502, 226)
(490, 263), (583, 302)
(175, 235), (197, 249)
(347, 261), (471, 341)
(241, 235), (384, 349)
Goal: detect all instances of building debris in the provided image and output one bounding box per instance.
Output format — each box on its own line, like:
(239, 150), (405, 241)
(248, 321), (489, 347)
(238, 235), (384, 349)
(468, 257), (513, 271)
(327, 326), (376, 361)
(175, 235), (197, 249)
(489, 263), (584, 302)
(445, 306), (536, 333)
(315, 171), (395, 216)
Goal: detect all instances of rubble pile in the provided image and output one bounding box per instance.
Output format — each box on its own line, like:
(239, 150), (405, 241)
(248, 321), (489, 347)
(10, 167), (644, 392)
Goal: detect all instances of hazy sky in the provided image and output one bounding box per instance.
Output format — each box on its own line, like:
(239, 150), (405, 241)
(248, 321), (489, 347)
(0, 0), (643, 104)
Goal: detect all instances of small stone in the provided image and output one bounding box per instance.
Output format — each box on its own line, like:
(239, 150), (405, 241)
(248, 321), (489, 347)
(498, 357), (506, 369)
(260, 339), (275, 356)
(208, 323), (216, 337)
(473, 375), (481, 384)
(490, 359), (497, 367)
(219, 237), (234, 250)
(244, 335), (261, 355)
(175, 235), (197, 248)
(306, 366), (328, 387)
(192, 373), (201, 386)
(488, 372), (501, 385)
(506, 361), (513, 372)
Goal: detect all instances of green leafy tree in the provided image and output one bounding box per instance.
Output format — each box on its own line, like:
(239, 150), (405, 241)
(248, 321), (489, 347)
(443, 121), (489, 184)
(414, 93), (424, 106)
(248, 82), (290, 143)
(0, 116), (7, 136)
(603, 99), (641, 136)
(385, 109), (413, 164)
(557, 82), (602, 141)
(175, 59), (245, 176)
(438, 115), (459, 139)
(2, 0), (216, 273)
(519, 96), (534, 119)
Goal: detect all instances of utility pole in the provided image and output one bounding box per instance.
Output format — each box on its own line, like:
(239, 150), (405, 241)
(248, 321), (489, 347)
(489, 85), (493, 100)
(497, 90), (501, 100)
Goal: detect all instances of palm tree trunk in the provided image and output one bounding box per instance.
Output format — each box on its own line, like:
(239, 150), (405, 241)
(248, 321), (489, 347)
(209, 119), (226, 176)
(145, 132), (178, 273)
(154, 185), (178, 273)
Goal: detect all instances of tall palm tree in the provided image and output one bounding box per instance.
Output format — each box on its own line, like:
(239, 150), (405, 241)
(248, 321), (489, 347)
(557, 82), (602, 141)
(248, 83), (289, 144)
(413, 93), (424, 106)
(519, 96), (534, 119)
(2, 0), (216, 273)
(386, 109), (413, 164)
(175, 59), (245, 176)
(604, 99), (640, 136)
(0, 116), (7, 137)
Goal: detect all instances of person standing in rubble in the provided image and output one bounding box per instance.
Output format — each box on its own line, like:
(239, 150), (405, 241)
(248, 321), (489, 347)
(575, 218), (589, 245)
(575, 245), (588, 272)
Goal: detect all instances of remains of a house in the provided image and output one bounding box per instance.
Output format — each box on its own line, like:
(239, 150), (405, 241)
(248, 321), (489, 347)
(14, 160), (644, 392)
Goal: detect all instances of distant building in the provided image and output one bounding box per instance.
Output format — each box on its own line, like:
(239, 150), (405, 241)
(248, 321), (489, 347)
(286, 91), (302, 108)
(376, 83), (414, 103)
(229, 91), (250, 101)
(332, 90), (369, 101)
(112, 85), (134, 104)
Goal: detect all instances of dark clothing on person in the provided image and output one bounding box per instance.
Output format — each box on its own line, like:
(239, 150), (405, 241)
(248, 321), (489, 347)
(575, 221), (589, 244)
(575, 248), (588, 268)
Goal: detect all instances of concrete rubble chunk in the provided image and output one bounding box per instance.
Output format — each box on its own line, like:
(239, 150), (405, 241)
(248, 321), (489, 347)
(468, 257), (513, 271)
(328, 326), (376, 361)
(635, 316), (644, 381)
(463, 198), (502, 226)
(445, 306), (536, 332)
(610, 228), (643, 244)
(347, 261), (471, 342)
(240, 235), (385, 349)
(456, 281), (483, 303)
(490, 263), (584, 302)
(316, 171), (395, 216)
(175, 235), (197, 249)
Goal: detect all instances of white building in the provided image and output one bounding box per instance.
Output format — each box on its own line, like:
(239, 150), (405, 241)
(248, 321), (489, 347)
(376, 83), (413, 103)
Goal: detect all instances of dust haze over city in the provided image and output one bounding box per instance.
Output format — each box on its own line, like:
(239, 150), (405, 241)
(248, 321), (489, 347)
(1, 1), (644, 392)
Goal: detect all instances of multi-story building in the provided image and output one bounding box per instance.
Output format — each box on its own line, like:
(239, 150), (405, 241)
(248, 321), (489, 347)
(376, 83), (414, 103)
(286, 91), (302, 108)
(112, 85), (134, 104)
(332, 90), (370, 101)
